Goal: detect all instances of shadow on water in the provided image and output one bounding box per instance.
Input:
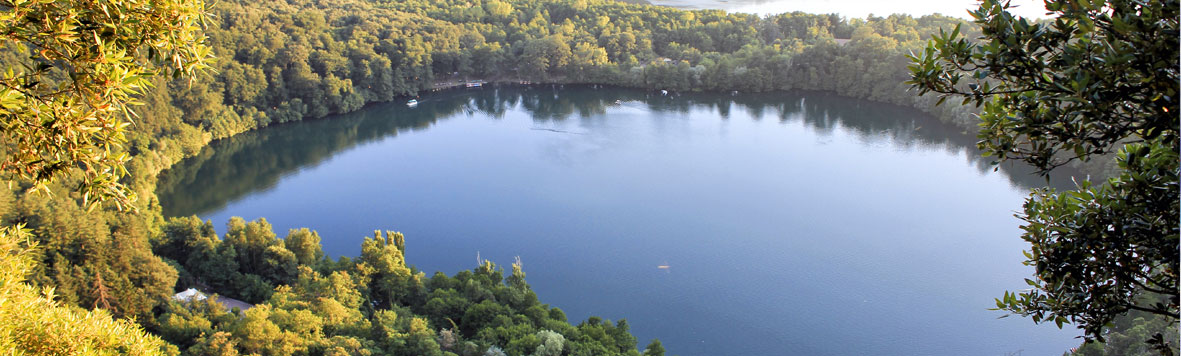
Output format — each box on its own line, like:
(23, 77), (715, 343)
(157, 85), (1080, 217)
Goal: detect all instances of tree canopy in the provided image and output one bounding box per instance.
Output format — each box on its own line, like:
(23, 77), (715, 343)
(153, 217), (650, 356)
(908, 0), (1178, 350)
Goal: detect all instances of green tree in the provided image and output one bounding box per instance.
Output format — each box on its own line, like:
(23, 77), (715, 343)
(225, 217), (297, 285)
(155, 298), (236, 351)
(284, 228), (323, 264)
(0, 225), (176, 355)
(642, 339), (665, 356)
(186, 332), (240, 356)
(0, 0), (212, 208)
(358, 230), (419, 308)
(229, 304), (307, 356)
(533, 330), (565, 356)
(521, 35), (573, 80)
(908, 0), (1178, 349)
(1073, 311), (1180, 355)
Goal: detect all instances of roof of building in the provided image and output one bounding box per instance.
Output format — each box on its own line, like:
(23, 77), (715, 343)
(173, 288), (207, 301)
(172, 288), (254, 312)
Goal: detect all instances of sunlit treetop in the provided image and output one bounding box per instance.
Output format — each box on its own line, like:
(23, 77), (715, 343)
(0, 0), (213, 210)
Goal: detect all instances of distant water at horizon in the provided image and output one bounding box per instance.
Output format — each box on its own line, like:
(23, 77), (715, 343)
(645, 0), (1052, 20)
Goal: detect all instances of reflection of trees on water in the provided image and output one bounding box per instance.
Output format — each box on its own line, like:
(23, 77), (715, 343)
(659, 90), (1078, 189)
(157, 85), (1076, 217)
(157, 88), (488, 217)
(786, 93), (1079, 189)
(618, 88), (1074, 189)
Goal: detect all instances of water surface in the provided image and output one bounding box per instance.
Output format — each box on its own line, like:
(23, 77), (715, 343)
(645, 0), (1051, 19)
(158, 86), (1079, 356)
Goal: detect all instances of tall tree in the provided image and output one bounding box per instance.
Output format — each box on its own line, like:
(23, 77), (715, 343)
(908, 0), (1178, 350)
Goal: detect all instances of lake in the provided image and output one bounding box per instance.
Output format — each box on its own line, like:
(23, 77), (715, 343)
(157, 86), (1080, 356)
(643, 0), (1052, 19)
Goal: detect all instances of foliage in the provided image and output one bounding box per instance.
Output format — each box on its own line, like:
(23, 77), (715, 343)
(0, 0), (211, 353)
(0, 224), (176, 355)
(643, 339), (665, 356)
(1071, 308), (1180, 356)
(6, 180), (178, 320)
(155, 217), (649, 356)
(0, 0), (212, 209)
(156, 217), (308, 304)
(908, 0), (1178, 349)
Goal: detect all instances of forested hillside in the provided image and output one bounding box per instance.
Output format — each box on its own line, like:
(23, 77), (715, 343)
(141, 0), (977, 152)
(2, 0), (1146, 354)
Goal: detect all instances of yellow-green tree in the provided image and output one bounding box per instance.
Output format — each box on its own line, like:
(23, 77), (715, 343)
(0, 225), (176, 355)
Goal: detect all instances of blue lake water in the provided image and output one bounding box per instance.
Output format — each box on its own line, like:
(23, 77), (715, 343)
(157, 86), (1080, 356)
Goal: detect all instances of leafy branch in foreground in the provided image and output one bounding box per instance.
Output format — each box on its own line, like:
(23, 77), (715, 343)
(908, 0), (1178, 350)
(0, 0), (213, 210)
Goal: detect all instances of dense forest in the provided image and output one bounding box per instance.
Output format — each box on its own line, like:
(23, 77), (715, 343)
(0, 0), (1170, 354)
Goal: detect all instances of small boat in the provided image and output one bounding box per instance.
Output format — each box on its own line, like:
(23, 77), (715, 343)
(407, 99), (418, 107)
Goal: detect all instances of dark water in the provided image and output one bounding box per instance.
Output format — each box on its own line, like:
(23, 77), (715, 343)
(158, 86), (1080, 356)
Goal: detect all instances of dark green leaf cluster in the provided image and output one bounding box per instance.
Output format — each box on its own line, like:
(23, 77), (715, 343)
(1000, 140), (1179, 340)
(155, 217), (299, 303)
(909, 0), (1177, 172)
(908, 0), (1178, 349)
